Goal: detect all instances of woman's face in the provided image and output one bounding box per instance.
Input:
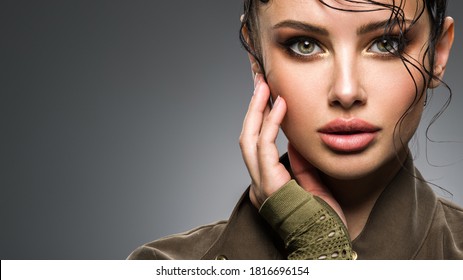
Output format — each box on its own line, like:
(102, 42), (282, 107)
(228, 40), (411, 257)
(257, 0), (431, 180)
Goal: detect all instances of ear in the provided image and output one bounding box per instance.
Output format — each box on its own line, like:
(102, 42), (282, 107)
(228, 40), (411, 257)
(241, 24), (262, 78)
(429, 17), (455, 88)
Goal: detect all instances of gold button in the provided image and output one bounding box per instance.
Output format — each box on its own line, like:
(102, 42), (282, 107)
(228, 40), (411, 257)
(215, 255), (228, 260)
(351, 251), (358, 260)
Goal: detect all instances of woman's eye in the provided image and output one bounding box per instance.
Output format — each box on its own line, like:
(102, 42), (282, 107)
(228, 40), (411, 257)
(287, 39), (323, 56)
(369, 38), (401, 55)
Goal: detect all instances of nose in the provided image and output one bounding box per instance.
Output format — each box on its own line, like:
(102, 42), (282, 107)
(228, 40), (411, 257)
(328, 52), (366, 109)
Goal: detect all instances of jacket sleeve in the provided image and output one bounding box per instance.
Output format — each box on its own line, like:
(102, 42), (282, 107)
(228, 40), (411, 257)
(259, 179), (355, 260)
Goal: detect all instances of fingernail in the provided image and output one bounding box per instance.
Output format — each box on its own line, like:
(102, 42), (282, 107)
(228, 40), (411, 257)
(273, 95), (281, 107)
(254, 73), (262, 88)
(253, 74), (262, 95)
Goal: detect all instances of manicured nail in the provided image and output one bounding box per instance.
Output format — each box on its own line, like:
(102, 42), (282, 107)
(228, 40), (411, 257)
(254, 73), (262, 88)
(253, 74), (262, 95)
(273, 95), (281, 107)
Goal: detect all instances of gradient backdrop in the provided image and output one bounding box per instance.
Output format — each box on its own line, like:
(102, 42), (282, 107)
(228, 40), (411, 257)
(1, 0), (462, 259)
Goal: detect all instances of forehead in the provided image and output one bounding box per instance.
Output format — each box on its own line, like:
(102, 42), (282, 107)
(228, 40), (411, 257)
(259, 0), (425, 24)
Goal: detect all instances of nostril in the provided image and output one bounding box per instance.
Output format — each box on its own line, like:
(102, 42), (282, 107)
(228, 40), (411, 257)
(329, 95), (366, 109)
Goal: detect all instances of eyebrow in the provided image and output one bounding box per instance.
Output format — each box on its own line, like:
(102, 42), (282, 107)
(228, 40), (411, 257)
(272, 20), (329, 36)
(357, 19), (413, 35)
(273, 19), (413, 36)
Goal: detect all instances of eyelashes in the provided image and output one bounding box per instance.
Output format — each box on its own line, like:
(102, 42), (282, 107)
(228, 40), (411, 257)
(282, 37), (324, 57)
(280, 37), (325, 60)
(367, 36), (409, 56)
(280, 35), (410, 60)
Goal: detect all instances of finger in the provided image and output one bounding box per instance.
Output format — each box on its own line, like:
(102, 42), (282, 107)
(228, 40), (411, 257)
(242, 75), (271, 137)
(257, 96), (291, 194)
(258, 96), (286, 163)
(288, 143), (347, 225)
(287, 143), (324, 195)
(239, 75), (271, 182)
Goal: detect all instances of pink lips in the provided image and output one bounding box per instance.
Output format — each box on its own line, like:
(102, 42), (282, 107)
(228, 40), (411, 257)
(318, 118), (380, 153)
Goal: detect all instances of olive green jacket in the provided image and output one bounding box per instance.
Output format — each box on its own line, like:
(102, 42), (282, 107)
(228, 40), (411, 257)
(128, 156), (463, 260)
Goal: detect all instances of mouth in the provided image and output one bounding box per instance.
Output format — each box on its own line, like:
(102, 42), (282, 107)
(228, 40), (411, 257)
(318, 118), (381, 153)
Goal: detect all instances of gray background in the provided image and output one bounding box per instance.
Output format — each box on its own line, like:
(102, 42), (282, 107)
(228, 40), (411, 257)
(1, 0), (461, 259)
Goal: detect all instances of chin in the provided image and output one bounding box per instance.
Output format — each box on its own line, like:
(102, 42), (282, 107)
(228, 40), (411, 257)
(321, 165), (378, 181)
(311, 150), (393, 181)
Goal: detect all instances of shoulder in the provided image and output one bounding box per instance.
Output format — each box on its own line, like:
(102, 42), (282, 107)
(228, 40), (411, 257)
(127, 220), (228, 260)
(436, 197), (463, 233)
(438, 197), (463, 216)
(418, 197), (463, 259)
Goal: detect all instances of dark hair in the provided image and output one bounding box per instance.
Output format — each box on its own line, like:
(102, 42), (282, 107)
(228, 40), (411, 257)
(239, 0), (451, 167)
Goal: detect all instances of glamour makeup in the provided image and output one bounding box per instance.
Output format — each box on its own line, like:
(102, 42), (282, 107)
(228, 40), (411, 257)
(318, 118), (380, 153)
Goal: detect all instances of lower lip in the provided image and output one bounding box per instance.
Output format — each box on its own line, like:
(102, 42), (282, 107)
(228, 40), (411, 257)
(319, 132), (377, 153)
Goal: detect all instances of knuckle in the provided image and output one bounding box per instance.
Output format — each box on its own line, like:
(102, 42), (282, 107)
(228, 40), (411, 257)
(238, 134), (245, 144)
(239, 138), (257, 157)
(238, 134), (249, 148)
(256, 138), (264, 150)
(257, 132), (271, 147)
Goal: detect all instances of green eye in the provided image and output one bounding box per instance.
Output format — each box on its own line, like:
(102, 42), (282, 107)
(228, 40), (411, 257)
(370, 38), (401, 54)
(288, 38), (323, 56)
(295, 40), (315, 54)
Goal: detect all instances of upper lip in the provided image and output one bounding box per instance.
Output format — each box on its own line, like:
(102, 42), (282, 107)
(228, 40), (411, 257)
(318, 118), (380, 134)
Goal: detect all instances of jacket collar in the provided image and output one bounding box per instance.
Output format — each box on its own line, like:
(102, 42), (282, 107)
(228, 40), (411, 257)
(351, 158), (437, 259)
(202, 154), (438, 260)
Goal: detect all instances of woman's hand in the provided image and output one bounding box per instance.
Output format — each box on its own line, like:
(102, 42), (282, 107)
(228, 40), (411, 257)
(239, 74), (346, 226)
(239, 74), (291, 209)
(287, 143), (347, 226)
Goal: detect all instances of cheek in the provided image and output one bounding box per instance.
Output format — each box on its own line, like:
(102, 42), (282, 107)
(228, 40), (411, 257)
(369, 63), (426, 137)
(265, 63), (332, 159)
(376, 63), (424, 104)
(369, 63), (424, 101)
(265, 59), (327, 125)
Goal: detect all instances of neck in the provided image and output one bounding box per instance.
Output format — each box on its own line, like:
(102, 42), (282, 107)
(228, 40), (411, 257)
(320, 153), (407, 240)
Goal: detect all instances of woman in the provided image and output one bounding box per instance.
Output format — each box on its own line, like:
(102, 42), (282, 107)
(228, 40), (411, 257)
(128, 0), (462, 260)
